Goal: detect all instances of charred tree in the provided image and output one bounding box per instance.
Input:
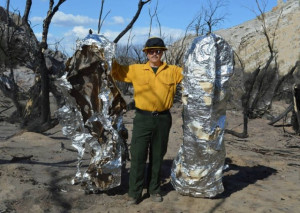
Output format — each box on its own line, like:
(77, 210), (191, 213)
(226, 0), (284, 138)
(22, 0), (32, 24)
(39, 0), (66, 124)
(268, 61), (300, 128)
(0, 1), (24, 118)
(113, 0), (150, 44)
(97, 0), (110, 34)
(0, 0), (66, 132)
(291, 84), (300, 133)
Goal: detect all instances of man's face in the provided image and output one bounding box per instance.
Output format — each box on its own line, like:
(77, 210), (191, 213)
(146, 49), (164, 64)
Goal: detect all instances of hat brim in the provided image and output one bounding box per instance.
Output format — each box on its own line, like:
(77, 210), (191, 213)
(143, 46), (168, 52)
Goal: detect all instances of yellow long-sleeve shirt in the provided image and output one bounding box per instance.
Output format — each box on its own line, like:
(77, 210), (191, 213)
(112, 61), (183, 112)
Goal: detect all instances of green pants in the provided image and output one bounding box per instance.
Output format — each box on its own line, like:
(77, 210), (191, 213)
(128, 111), (172, 199)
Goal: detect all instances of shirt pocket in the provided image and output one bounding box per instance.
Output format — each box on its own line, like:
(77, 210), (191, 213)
(157, 74), (176, 95)
(158, 73), (176, 87)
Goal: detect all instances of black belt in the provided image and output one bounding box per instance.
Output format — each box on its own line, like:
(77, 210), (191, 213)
(135, 108), (170, 116)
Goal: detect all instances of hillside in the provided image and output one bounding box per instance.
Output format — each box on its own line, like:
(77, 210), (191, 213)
(216, 0), (299, 76)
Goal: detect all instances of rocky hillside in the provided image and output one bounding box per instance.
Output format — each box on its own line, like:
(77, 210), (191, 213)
(216, 0), (299, 76)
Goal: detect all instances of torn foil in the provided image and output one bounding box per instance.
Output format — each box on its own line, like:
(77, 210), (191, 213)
(171, 34), (234, 197)
(55, 34), (127, 193)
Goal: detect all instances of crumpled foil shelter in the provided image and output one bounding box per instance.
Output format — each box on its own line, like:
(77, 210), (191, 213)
(56, 34), (127, 192)
(171, 34), (234, 197)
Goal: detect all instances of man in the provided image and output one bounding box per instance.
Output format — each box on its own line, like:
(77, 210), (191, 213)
(112, 37), (183, 204)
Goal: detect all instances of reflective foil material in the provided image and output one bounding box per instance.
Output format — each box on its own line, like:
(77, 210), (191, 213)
(55, 34), (127, 192)
(76, 34), (116, 69)
(171, 34), (234, 197)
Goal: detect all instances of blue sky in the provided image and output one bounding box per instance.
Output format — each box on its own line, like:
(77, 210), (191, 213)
(2, 0), (278, 56)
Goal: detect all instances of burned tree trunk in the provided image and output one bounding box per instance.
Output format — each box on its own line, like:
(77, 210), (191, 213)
(226, 1), (284, 138)
(113, 0), (150, 43)
(39, 0), (66, 124)
(0, 1), (66, 132)
(291, 84), (300, 133)
(56, 36), (127, 192)
(22, 0), (32, 24)
(268, 61), (300, 129)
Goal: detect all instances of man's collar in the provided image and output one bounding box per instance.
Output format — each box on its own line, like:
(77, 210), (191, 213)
(143, 61), (167, 71)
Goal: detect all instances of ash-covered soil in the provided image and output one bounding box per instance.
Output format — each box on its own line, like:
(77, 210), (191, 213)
(0, 101), (299, 213)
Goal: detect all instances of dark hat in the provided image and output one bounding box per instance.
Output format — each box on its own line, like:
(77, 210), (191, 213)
(143, 37), (167, 51)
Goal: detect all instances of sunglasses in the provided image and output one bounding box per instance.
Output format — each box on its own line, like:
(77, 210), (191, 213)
(147, 49), (163, 55)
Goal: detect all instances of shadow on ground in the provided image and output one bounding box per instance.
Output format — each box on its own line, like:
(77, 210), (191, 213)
(216, 158), (277, 198)
(159, 158), (277, 198)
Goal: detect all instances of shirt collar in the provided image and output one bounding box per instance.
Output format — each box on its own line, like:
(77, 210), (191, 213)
(143, 61), (167, 72)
